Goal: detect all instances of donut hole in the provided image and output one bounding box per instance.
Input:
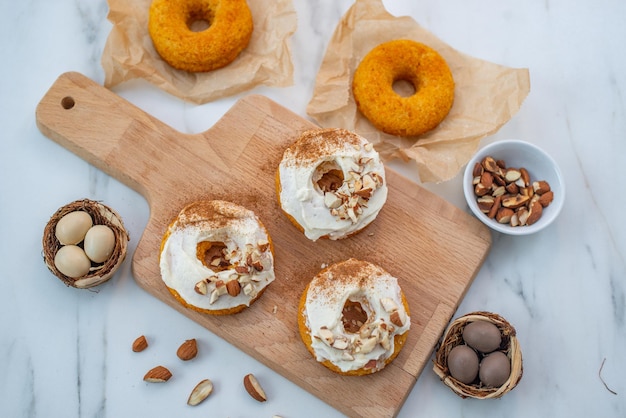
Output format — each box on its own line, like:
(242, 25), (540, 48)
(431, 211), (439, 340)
(342, 299), (369, 334)
(312, 161), (345, 193)
(196, 241), (230, 272)
(392, 78), (417, 98)
(186, 5), (214, 32)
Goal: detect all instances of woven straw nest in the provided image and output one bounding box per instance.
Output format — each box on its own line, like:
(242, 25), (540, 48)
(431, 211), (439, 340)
(433, 311), (523, 399)
(42, 199), (129, 289)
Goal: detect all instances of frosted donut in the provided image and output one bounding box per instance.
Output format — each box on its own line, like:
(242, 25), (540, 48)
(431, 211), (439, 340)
(276, 128), (388, 241)
(297, 259), (411, 375)
(352, 40), (455, 137)
(159, 200), (275, 315)
(148, 0), (253, 72)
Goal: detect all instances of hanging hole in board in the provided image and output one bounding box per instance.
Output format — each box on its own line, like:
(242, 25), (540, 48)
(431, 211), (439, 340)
(61, 96), (75, 110)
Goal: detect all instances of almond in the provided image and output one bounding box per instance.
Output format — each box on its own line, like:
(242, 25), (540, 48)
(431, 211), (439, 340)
(235, 265), (249, 274)
(493, 173), (506, 187)
(364, 359), (379, 370)
(532, 180), (551, 195)
(472, 162), (483, 177)
(480, 171), (494, 189)
(226, 280), (241, 297)
(194, 280), (208, 295)
(243, 373), (267, 402)
(187, 378), (214, 406)
(517, 206), (530, 226)
(177, 339), (198, 361)
(492, 185), (506, 197)
(526, 201), (543, 225)
(143, 365), (172, 383)
(505, 182), (519, 194)
(257, 240), (270, 252)
(476, 196), (495, 213)
(487, 195), (502, 219)
(474, 182), (490, 197)
(502, 194), (530, 209)
(390, 310), (404, 327)
(520, 167), (531, 187)
(380, 297), (399, 313)
(332, 338), (349, 350)
(538, 190), (554, 207)
(132, 335), (148, 352)
(482, 156), (500, 173)
(496, 208), (515, 224)
(504, 168), (521, 182)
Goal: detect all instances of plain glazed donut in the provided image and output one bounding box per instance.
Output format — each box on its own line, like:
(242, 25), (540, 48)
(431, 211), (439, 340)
(276, 128), (388, 241)
(352, 39), (455, 137)
(148, 0), (253, 72)
(297, 259), (411, 375)
(159, 200), (275, 315)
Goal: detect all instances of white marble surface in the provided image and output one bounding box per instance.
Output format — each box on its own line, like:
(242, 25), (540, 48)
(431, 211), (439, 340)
(1, 0), (625, 417)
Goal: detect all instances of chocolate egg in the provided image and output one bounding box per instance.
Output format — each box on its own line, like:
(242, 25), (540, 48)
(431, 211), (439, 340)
(462, 320), (502, 353)
(479, 351), (511, 387)
(447, 345), (479, 384)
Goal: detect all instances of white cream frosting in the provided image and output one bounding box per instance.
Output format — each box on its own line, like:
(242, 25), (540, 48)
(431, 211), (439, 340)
(304, 259), (410, 373)
(159, 201), (275, 312)
(278, 128), (388, 241)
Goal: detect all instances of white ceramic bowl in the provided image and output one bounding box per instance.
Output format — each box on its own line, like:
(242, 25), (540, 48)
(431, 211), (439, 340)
(463, 139), (565, 235)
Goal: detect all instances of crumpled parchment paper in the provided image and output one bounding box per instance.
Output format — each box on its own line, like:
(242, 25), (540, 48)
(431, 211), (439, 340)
(307, 0), (530, 183)
(101, 0), (297, 104)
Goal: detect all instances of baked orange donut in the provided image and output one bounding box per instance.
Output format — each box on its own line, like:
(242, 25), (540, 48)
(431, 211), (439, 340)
(352, 39), (455, 137)
(298, 259), (411, 375)
(148, 0), (253, 72)
(159, 200), (275, 315)
(276, 128), (388, 241)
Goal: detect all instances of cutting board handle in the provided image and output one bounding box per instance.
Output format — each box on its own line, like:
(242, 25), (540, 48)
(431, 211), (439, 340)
(35, 72), (205, 201)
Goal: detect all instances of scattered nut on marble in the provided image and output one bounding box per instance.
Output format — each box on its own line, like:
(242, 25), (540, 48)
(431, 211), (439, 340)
(187, 378), (214, 406)
(143, 365), (172, 383)
(132, 335), (148, 352)
(243, 373), (267, 402)
(177, 338), (198, 361)
(472, 155), (553, 226)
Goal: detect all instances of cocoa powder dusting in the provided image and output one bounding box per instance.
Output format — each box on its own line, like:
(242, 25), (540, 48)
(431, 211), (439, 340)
(313, 259), (379, 299)
(284, 128), (361, 164)
(177, 200), (250, 230)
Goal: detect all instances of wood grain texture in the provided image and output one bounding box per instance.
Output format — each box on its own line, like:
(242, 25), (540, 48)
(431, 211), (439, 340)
(36, 72), (491, 417)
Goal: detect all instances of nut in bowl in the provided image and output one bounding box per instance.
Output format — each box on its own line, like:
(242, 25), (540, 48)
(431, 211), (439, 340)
(463, 139), (565, 235)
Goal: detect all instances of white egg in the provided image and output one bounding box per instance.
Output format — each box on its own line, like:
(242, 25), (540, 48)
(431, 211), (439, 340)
(55, 211), (93, 245)
(54, 245), (92, 278)
(83, 225), (116, 263)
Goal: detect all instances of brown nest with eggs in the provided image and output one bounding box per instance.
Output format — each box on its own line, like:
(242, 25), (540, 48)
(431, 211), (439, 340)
(433, 311), (523, 399)
(42, 199), (129, 289)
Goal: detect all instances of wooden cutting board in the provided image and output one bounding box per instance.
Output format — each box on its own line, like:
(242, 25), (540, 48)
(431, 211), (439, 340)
(36, 72), (491, 417)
